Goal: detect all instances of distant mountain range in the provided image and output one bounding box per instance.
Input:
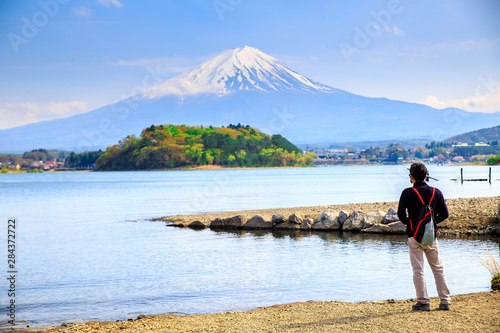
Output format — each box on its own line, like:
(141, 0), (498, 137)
(1, 46), (500, 152)
(442, 125), (500, 144)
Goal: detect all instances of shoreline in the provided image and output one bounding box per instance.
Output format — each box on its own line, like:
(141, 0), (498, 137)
(2, 162), (496, 174)
(34, 291), (499, 332)
(157, 196), (500, 237)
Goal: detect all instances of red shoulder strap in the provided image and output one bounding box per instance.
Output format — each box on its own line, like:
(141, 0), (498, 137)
(411, 187), (435, 205)
(411, 187), (425, 204)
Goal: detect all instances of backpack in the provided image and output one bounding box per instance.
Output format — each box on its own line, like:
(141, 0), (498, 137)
(411, 187), (436, 245)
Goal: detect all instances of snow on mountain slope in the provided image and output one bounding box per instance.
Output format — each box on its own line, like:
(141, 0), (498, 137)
(144, 46), (337, 98)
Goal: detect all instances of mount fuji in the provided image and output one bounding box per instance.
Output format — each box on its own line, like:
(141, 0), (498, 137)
(145, 46), (336, 97)
(2, 46), (500, 152)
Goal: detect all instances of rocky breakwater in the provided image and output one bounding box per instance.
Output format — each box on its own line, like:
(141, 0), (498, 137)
(167, 208), (407, 235)
(161, 197), (500, 236)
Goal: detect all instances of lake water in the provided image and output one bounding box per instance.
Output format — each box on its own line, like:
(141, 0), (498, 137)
(0, 165), (499, 328)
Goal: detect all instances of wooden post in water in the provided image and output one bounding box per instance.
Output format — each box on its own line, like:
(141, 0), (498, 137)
(461, 168), (463, 184)
(489, 167), (492, 184)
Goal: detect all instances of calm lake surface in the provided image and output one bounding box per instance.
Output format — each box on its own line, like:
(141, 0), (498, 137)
(0, 165), (499, 328)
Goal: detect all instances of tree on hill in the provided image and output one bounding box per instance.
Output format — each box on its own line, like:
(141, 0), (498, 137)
(23, 148), (56, 162)
(384, 143), (409, 162)
(487, 155), (500, 165)
(443, 125), (500, 144)
(95, 124), (313, 170)
(65, 150), (104, 168)
(452, 145), (500, 158)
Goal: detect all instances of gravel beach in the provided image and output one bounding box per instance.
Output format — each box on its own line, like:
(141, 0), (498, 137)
(37, 291), (500, 332)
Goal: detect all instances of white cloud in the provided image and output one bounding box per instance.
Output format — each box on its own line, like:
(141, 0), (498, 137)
(46, 101), (88, 115)
(419, 87), (500, 113)
(392, 26), (404, 36)
(98, 0), (123, 8)
(144, 77), (214, 98)
(372, 24), (404, 36)
(0, 101), (89, 130)
(4, 102), (40, 113)
(73, 6), (91, 17)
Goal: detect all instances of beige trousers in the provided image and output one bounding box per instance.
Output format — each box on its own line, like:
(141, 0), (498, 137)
(408, 237), (451, 305)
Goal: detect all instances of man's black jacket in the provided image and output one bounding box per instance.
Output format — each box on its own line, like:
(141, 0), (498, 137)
(397, 181), (449, 238)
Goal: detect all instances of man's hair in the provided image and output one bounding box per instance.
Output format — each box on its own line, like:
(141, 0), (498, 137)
(409, 163), (428, 182)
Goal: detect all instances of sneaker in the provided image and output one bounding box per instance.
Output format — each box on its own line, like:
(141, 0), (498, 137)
(438, 303), (450, 311)
(412, 302), (430, 311)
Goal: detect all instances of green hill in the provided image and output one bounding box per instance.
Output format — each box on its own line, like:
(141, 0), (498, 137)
(95, 124), (316, 171)
(443, 125), (500, 144)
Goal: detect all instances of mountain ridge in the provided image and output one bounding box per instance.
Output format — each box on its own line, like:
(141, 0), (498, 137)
(442, 125), (500, 144)
(1, 46), (500, 152)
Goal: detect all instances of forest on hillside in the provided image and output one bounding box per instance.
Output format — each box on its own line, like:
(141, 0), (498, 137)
(95, 124), (316, 170)
(443, 125), (500, 144)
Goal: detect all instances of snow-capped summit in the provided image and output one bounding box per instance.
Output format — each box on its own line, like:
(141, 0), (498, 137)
(144, 46), (336, 98)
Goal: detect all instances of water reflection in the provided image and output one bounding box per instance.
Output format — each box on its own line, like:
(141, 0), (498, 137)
(213, 227), (500, 246)
(214, 228), (411, 244)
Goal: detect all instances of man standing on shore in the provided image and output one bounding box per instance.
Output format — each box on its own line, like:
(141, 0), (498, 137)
(397, 162), (451, 311)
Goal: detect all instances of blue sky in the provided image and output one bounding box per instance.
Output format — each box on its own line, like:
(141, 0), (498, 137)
(1, 0), (499, 129)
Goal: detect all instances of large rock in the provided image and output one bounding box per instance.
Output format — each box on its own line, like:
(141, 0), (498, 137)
(274, 221), (301, 230)
(342, 210), (367, 231)
(388, 221), (407, 234)
(383, 208), (399, 224)
(274, 213), (303, 230)
(362, 220), (407, 234)
(312, 209), (340, 230)
(362, 223), (391, 233)
(288, 213), (303, 224)
(338, 211), (349, 225)
(272, 214), (286, 226)
(490, 224), (500, 237)
(225, 215), (246, 228)
(300, 218), (313, 230)
(166, 221), (186, 228)
(244, 215), (273, 230)
(210, 215), (246, 229)
(188, 221), (206, 229)
(210, 218), (225, 229)
(365, 211), (386, 225)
